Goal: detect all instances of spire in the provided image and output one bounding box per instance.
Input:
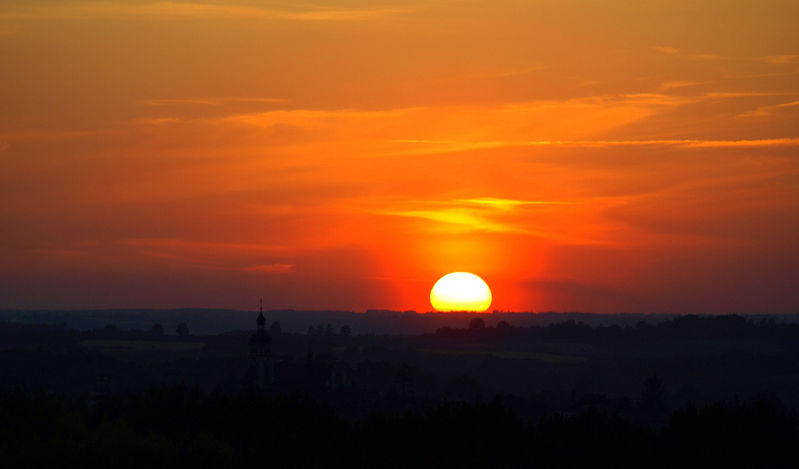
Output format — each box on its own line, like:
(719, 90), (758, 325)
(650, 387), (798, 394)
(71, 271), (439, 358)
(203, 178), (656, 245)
(257, 298), (266, 329)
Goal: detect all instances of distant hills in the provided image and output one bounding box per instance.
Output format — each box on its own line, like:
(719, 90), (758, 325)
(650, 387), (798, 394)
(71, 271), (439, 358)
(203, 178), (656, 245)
(1, 308), (797, 336)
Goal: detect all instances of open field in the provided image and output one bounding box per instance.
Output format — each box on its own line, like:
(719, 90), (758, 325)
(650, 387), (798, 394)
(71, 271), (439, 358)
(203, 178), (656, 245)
(417, 348), (586, 363)
(81, 339), (205, 353)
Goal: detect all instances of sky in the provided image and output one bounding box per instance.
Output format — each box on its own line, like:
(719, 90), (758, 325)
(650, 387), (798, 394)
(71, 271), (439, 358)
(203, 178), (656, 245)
(1, 0), (798, 313)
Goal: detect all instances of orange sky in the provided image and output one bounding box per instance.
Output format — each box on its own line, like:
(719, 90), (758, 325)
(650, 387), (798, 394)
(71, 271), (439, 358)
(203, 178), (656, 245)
(1, 0), (798, 313)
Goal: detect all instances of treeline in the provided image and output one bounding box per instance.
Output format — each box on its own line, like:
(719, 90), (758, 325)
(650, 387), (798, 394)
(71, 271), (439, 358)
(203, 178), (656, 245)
(0, 321), (201, 349)
(0, 322), (80, 349)
(0, 386), (796, 468)
(434, 314), (799, 343)
(5, 314), (799, 348)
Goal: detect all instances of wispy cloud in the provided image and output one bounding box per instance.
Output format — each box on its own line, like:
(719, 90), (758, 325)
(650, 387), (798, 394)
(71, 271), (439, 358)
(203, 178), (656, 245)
(135, 249), (294, 272)
(680, 138), (799, 148)
(739, 100), (799, 118)
(0, 129), (107, 142)
(456, 198), (573, 210)
(652, 46), (724, 62)
(422, 64), (550, 84)
(703, 91), (787, 98)
(658, 80), (709, 92)
(376, 208), (520, 234)
(242, 263), (294, 273)
(141, 97), (286, 106)
(127, 93), (685, 158)
(132, 117), (183, 126)
(137, 93), (692, 127)
(372, 205), (618, 246)
(763, 55), (799, 65)
(365, 196), (551, 235)
(362, 196), (618, 246)
(0, 2), (409, 22)
(126, 91), (799, 160)
(123, 239), (294, 272)
(119, 238), (286, 253)
(394, 138), (799, 153)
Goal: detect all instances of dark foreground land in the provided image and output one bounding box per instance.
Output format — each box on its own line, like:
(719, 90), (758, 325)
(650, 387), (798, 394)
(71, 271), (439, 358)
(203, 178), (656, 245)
(2, 313), (799, 467)
(2, 388), (796, 468)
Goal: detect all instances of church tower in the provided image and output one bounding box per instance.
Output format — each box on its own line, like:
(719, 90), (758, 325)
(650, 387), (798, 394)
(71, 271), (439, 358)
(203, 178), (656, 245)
(250, 298), (274, 388)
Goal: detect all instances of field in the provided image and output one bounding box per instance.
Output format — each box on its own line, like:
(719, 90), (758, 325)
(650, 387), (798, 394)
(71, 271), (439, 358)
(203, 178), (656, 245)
(418, 348), (586, 363)
(81, 339), (205, 353)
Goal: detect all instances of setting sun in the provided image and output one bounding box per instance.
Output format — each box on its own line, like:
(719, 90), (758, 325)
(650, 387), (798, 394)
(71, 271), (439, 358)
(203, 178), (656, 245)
(430, 272), (492, 312)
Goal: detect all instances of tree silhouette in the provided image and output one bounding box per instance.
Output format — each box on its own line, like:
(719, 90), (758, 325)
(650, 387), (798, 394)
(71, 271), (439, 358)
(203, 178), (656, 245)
(641, 374), (665, 410)
(176, 322), (189, 337)
(269, 321), (281, 335)
(469, 317), (486, 330)
(150, 323), (164, 337)
(340, 325), (351, 337)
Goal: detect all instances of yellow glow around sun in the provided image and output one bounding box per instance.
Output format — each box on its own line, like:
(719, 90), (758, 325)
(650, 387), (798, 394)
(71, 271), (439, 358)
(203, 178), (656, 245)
(430, 272), (492, 312)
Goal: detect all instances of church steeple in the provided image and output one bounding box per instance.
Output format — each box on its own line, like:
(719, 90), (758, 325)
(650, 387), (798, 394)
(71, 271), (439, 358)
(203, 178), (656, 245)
(250, 297), (274, 388)
(256, 297), (266, 329)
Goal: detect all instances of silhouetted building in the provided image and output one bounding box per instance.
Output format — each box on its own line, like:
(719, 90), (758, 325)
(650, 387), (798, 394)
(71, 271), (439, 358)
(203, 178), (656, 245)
(250, 298), (274, 388)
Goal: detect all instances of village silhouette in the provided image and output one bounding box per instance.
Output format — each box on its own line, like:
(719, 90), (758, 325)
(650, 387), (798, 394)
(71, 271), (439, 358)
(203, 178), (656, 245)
(2, 304), (799, 467)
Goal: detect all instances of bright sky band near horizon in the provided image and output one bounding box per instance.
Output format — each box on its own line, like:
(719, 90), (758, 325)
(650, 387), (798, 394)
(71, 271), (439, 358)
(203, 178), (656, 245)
(1, 0), (798, 313)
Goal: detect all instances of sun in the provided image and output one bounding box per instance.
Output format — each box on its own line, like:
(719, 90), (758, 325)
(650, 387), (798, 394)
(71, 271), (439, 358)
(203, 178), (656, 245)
(430, 272), (492, 312)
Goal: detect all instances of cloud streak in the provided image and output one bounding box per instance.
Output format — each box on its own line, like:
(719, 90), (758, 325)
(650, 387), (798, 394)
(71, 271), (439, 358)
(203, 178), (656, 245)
(456, 198), (573, 210)
(363, 196), (619, 247)
(141, 97), (286, 107)
(658, 80), (709, 92)
(764, 55), (799, 65)
(119, 238), (286, 253)
(394, 138), (799, 153)
(242, 263), (294, 273)
(375, 208), (520, 234)
(0, 1), (410, 22)
(739, 100), (799, 118)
